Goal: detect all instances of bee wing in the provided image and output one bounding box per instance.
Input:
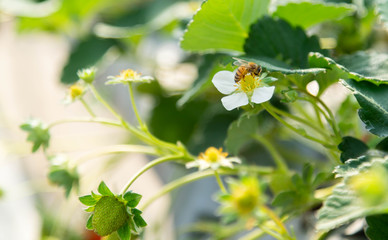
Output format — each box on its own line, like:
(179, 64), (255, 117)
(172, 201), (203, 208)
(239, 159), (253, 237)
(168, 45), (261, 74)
(232, 57), (249, 66)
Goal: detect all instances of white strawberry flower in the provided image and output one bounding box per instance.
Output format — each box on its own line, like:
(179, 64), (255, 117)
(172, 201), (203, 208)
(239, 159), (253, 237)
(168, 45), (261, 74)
(212, 70), (277, 111)
(186, 147), (241, 171)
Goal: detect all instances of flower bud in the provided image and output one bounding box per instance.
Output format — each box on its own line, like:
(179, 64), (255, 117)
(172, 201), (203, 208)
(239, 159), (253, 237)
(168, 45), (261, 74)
(231, 177), (261, 215)
(77, 67), (97, 83)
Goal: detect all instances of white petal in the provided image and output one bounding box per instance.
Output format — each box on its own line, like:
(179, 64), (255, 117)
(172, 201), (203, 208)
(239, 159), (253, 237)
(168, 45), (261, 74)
(185, 161), (199, 169)
(221, 92), (249, 111)
(210, 163), (221, 170)
(198, 161), (211, 171)
(228, 157), (241, 164)
(251, 86), (275, 104)
(212, 71), (237, 94)
(220, 159), (234, 168)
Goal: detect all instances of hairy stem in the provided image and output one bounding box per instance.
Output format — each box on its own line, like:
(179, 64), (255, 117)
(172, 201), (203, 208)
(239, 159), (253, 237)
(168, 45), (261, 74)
(127, 82), (144, 129)
(73, 144), (158, 165)
(120, 155), (184, 194)
(252, 135), (288, 172)
(140, 169), (235, 211)
(262, 103), (335, 148)
(214, 170), (227, 194)
(48, 117), (122, 129)
(80, 98), (96, 117)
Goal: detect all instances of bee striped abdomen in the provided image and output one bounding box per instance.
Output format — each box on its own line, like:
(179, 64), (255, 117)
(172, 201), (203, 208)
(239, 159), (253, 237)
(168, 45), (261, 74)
(234, 66), (248, 83)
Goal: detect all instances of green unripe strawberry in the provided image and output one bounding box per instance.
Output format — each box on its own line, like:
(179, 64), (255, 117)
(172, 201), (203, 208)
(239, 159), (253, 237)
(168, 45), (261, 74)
(92, 196), (128, 236)
(104, 232), (121, 240)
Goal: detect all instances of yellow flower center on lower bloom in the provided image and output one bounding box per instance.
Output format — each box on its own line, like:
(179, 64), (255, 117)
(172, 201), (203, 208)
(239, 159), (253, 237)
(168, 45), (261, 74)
(70, 85), (84, 99)
(118, 69), (141, 80)
(199, 147), (228, 163)
(237, 74), (261, 94)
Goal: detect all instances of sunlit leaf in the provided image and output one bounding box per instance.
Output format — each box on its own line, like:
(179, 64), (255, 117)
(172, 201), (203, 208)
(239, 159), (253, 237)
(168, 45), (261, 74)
(181, 0), (270, 53)
(273, 1), (355, 29)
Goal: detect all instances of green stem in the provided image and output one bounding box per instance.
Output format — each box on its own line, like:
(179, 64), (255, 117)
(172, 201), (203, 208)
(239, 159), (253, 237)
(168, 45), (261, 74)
(300, 97), (332, 129)
(89, 85), (122, 120)
(259, 225), (284, 240)
(297, 91), (341, 141)
(261, 205), (288, 236)
(73, 144), (158, 165)
(234, 165), (274, 175)
(312, 104), (325, 128)
(140, 169), (235, 211)
(252, 135), (288, 172)
(128, 82), (144, 129)
(268, 104), (329, 139)
(47, 117), (122, 129)
(120, 155), (184, 194)
(310, 94), (340, 138)
(240, 229), (265, 240)
(80, 98), (96, 117)
(214, 170), (227, 194)
(90, 84), (182, 154)
(293, 102), (316, 124)
(262, 103), (335, 148)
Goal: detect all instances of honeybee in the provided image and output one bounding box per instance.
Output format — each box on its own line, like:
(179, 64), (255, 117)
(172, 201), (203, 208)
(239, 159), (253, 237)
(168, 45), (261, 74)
(233, 58), (262, 83)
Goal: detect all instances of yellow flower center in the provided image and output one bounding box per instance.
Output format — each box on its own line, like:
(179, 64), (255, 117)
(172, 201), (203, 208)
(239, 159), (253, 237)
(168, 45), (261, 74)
(199, 147), (228, 163)
(118, 69), (141, 80)
(70, 85), (84, 99)
(237, 74), (261, 95)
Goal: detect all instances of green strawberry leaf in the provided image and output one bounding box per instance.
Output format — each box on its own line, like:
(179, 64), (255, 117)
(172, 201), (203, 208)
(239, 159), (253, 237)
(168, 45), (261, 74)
(225, 115), (258, 155)
(181, 0), (270, 53)
(273, 1), (355, 29)
(117, 223), (131, 240)
(79, 195), (97, 206)
(97, 181), (114, 196)
(20, 119), (50, 152)
(376, 0), (388, 29)
(338, 136), (369, 163)
(123, 191), (142, 208)
(317, 154), (388, 231)
(86, 214), (93, 230)
(337, 51), (388, 85)
(342, 79), (388, 137)
(48, 155), (79, 197)
(244, 16), (328, 68)
(365, 214), (388, 240)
